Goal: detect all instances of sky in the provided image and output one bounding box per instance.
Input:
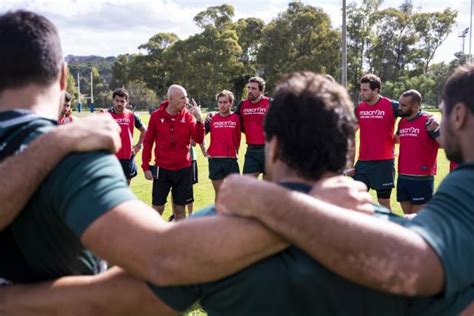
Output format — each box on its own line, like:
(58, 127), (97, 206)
(2, 0), (473, 63)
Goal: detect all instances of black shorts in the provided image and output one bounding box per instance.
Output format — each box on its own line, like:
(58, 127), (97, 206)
(208, 158), (240, 180)
(119, 156), (137, 179)
(243, 145), (265, 174)
(353, 159), (395, 191)
(152, 165), (194, 206)
(396, 176), (434, 205)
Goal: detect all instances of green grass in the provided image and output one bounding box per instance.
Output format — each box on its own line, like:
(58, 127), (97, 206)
(77, 110), (450, 315)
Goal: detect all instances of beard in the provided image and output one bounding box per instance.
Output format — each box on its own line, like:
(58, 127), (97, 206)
(398, 110), (412, 118)
(444, 124), (464, 164)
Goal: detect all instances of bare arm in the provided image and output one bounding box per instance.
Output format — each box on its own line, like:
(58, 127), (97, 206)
(81, 200), (288, 286)
(216, 175), (444, 296)
(0, 267), (176, 316)
(0, 115), (121, 230)
(133, 125), (147, 153)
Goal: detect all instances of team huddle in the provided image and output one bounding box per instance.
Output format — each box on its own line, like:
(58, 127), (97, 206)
(1, 9), (474, 316)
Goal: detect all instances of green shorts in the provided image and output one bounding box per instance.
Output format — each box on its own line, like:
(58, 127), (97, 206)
(243, 145), (265, 174)
(353, 159), (395, 191)
(208, 158), (240, 180)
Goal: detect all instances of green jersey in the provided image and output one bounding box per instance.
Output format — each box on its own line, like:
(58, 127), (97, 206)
(149, 179), (474, 315)
(0, 110), (136, 282)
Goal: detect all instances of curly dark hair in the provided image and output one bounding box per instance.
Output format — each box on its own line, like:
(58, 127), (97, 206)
(0, 10), (63, 92)
(112, 88), (129, 101)
(265, 71), (357, 181)
(360, 74), (381, 92)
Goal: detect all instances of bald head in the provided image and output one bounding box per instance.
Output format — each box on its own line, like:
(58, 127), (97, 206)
(167, 84), (188, 113)
(167, 85), (186, 99)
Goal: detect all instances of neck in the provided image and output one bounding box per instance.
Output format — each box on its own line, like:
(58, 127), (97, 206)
(367, 95), (380, 105)
(166, 105), (179, 115)
(251, 95), (263, 104)
(270, 162), (337, 186)
(407, 110), (420, 120)
(0, 84), (61, 120)
(219, 111), (231, 117)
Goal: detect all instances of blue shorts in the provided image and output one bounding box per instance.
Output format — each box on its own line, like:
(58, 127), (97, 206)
(119, 155), (137, 179)
(396, 176), (434, 205)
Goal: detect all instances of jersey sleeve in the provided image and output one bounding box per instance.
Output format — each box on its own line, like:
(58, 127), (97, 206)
(142, 112), (157, 171)
(391, 100), (400, 118)
(403, 166), (474, 297)
(133, 112), (144, 129)
(48, 151), (137, 237)
(235, 101), (245, 133)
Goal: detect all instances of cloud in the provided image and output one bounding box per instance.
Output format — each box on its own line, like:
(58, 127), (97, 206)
(1, 0), (471, 61)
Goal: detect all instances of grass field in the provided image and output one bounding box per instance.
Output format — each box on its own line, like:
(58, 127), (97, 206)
(76, 109), (449, 315)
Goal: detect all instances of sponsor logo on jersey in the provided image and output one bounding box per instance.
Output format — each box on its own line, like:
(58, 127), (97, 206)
(213, 121), (237, 128)
(242, 107), (266, 115)
(115, 118), (131, 125)
(399, 126), (420, 137)
(359, 109), (385, 119)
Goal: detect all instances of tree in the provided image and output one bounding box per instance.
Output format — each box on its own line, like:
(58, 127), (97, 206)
(232, 17), (265, 101)
(126, 80), (160, 111)
(347, 0), (382, 102)
(193, 4), (234, 30)
(412, 8), (457, 73)
(257, 2), (340, 92)
(365, 6), (418, 82)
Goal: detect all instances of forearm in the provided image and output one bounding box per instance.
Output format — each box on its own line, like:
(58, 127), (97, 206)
(0, 268), (176, 316)
(247, 183), (444, 296)
(0, 130), (71, 230)
(136, 129), (146, 147)
(81, 200), (287, 287)
(155, 215), (288, 285)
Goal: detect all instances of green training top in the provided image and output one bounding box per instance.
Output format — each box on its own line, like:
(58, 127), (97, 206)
(0, 110), (136, 282)
(148, 179), (474, 316)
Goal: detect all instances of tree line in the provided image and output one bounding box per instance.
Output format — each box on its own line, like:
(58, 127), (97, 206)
(66, 0), (467, 111)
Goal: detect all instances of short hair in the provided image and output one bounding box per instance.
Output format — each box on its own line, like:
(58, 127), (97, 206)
(401, 89), (422, 105)
(248, 76), (266, 92)
(64, 92), (72, 103)
(442, 63), (474, 115)
(0, 10), (63, 92)
(215, 90), (234, 103)
(265, 71), (357, 181)
(112, 88), (129, 101)
(360, 74), (381, 92)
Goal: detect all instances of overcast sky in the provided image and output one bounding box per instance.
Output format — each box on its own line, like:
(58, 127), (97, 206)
(2, 0), (473, 63)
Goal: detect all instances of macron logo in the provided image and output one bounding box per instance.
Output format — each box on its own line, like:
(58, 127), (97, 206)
(399, 127), (420, 137)
(359, 109), (385, 119)
(213, 121), (237, 128)
(115, 118), (131, 125)
(242, 108), (266, 115)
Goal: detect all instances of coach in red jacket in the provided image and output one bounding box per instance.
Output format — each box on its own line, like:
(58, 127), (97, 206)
(142, 84), (205, 220)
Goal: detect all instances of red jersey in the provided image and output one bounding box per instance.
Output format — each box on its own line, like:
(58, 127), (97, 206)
(355, 96), (397, 160)
(397, 112), (439, 176)
(108, 109), (144, 160)
(237, 96), (270, 145)
(142, 101), (204, 171)
(206, 113), (241, 158)
(450, 162), (458, 172)
(58, 115), (74, 125)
